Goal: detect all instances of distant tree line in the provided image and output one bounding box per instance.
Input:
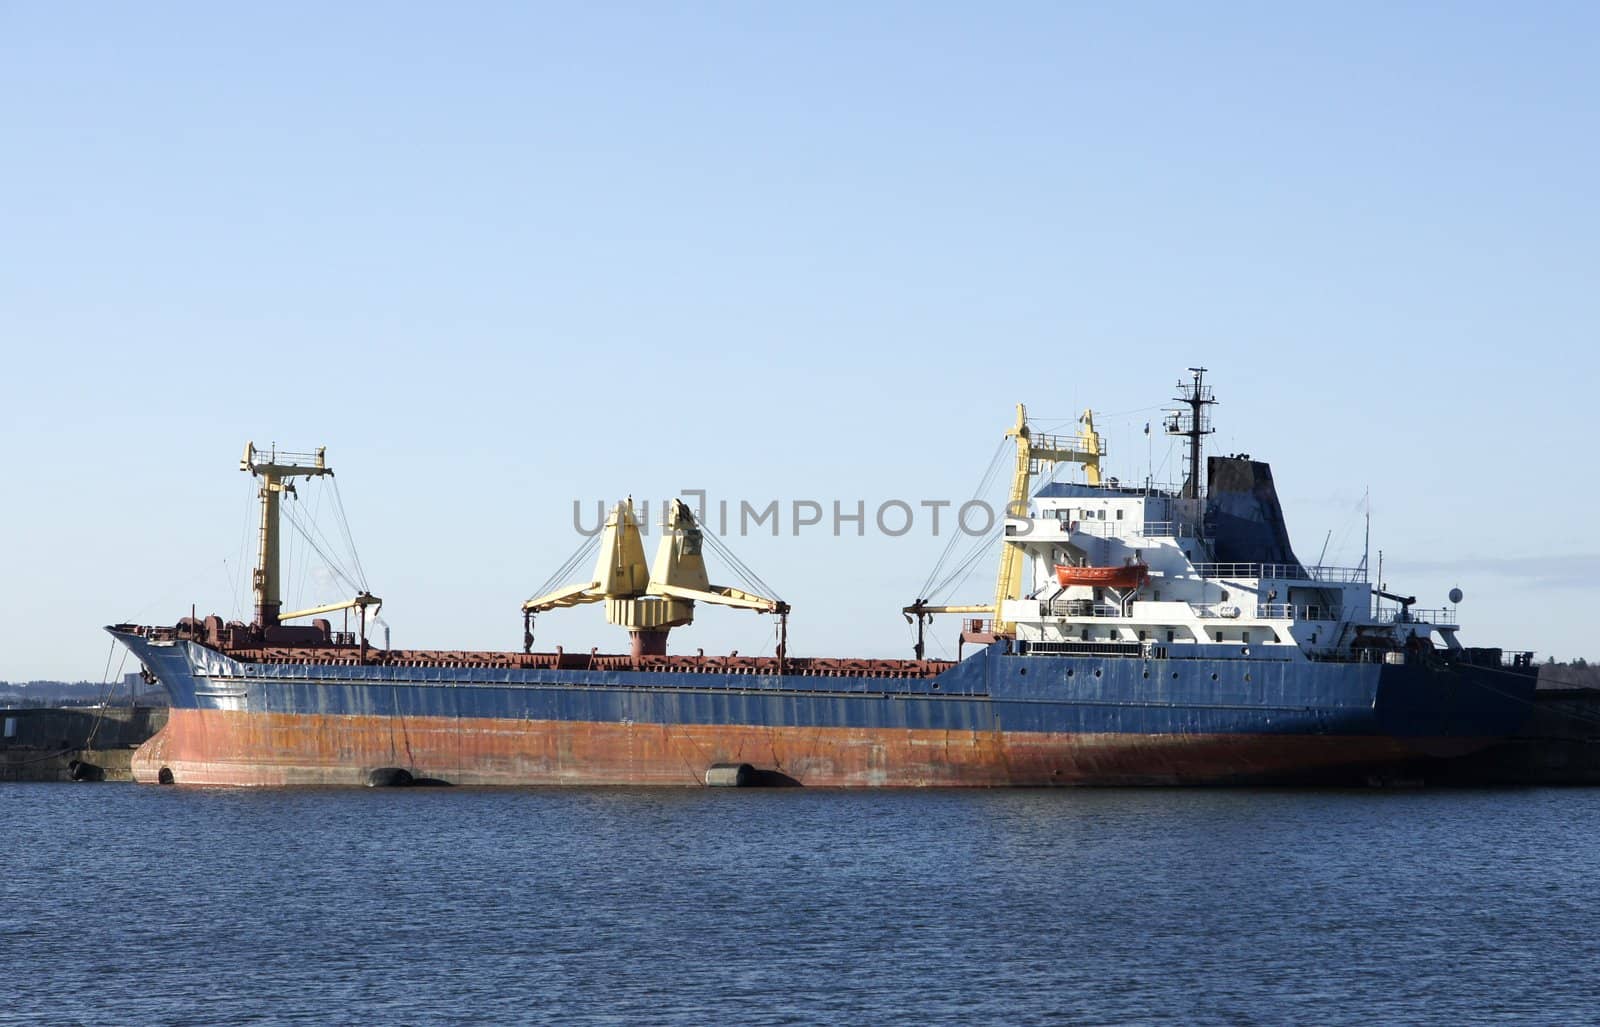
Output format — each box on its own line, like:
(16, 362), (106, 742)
(1540, 659), (1600, 690)
(0, 678), (166, 707)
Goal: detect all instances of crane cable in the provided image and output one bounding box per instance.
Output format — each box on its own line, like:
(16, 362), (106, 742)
(330, 477), (369, 592)
(916, 436), (1009, 602)
(529, 532), (602, 600)
(280, 501), (363, 597)
(697, 517), (782, 602)
(920, 435), (1081, 606)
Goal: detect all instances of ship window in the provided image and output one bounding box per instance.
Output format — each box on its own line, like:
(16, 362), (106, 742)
(1242, 632), (1251, 645)
(1081, 629), (1089, 641)
(1220, 589), (1230, 601)
(2, 717), (13, 739)
(1153, 590), (1161, 601)
(1166, 630), (1175, 643)
(1116, 509), (1125, 520)
(1138, 630), (1147, 641)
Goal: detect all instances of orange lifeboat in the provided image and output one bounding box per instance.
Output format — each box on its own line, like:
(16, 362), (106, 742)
(1054, 564), (1150, 590)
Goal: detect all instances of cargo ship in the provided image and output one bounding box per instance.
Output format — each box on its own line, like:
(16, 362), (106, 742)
(109, 369), (1538, 787)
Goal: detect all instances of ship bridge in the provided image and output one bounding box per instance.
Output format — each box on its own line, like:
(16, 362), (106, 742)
(904, 370), (1470, 666)
(1005, 469), (1459, 662)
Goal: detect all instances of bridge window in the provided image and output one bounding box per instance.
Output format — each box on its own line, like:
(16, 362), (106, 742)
(1115, 509), (1125, 520)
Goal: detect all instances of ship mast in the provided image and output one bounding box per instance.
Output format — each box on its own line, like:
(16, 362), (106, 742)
(992, 404), (1103, 636)
(243, 435), (390, 627)
(1166, 368), (1216, 500)
(242, 442), (345, 629)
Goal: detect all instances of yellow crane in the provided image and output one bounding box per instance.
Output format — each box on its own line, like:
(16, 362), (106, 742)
(903, 404), (1102, 655)
(523, 498), (788, 659)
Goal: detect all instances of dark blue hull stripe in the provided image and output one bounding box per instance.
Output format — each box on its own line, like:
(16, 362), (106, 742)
(116, 635), (1533, 742)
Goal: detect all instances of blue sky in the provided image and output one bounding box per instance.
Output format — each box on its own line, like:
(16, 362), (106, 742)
(2, 2), (1596, 681)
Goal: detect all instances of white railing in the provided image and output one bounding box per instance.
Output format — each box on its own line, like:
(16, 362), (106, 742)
(1025, 518), (1205, 541)
(1045, 599), (1123, 619)
(1375, 607), (1458, 627)
(1257, 603), (1343, 622)
(1137, 520), (1206, 539)
(1192, 562), (1367, 584)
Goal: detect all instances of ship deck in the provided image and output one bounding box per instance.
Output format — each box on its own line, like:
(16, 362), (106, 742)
(111, 624), (955, 679)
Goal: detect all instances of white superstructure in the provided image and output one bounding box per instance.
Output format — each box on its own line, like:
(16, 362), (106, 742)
(906, 369), (1475, 668)
(999, 480), (1459, 664)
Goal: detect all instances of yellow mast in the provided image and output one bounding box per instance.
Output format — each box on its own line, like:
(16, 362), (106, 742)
(242, 442), (379, 629)
(991, 405), (1102, 635)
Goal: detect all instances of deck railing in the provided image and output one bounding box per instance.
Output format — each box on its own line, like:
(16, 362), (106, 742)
(1374, 607), (1458, 627)
(1039, 518), (1206, 540)
(1250, 603), (1344, 622)
(1192, 562), (1367, 584)
(1137, 520), (1206, 539)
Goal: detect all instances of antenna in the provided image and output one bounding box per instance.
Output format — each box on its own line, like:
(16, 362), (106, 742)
(1165, 367), (1216, 500)
(1376, 549), (1384, 620)
(1363, 489), (1372, 612)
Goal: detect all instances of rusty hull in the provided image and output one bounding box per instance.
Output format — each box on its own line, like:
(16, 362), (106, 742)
(132, 708), (1451, 788)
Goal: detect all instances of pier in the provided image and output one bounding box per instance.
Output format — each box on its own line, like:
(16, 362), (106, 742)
(0, 707), (167, 782)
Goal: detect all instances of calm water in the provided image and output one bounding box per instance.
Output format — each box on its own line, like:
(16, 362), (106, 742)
(5, 785), (1600, 1026)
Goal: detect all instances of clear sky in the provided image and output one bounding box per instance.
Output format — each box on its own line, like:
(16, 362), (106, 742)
(2, 2), (1596, 681)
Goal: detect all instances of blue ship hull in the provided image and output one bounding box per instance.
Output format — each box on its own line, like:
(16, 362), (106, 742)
(113, 630), (1536, 787)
